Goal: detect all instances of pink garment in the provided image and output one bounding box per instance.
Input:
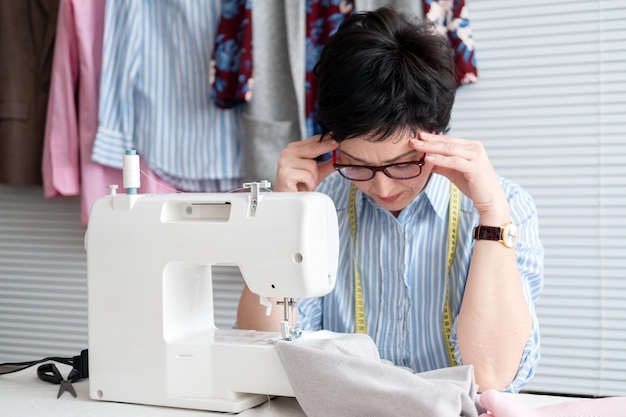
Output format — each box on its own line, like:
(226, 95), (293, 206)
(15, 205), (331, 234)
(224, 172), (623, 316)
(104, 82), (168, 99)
(42, 0), (176, 224)
(479, 388), (626, 417)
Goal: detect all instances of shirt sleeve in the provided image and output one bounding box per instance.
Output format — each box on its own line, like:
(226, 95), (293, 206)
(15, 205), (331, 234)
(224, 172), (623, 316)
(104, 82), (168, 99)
(450, 180), (544, 392)
(42, 0), (80, 197)
(92, 0), (140, 168)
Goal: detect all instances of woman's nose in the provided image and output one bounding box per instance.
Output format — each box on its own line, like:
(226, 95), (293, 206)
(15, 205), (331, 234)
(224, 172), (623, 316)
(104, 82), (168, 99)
(370, 171), (396, 195)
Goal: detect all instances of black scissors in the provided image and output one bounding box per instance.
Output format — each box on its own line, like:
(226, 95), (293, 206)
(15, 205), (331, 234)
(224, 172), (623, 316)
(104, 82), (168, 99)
(37, 363), (79, 398)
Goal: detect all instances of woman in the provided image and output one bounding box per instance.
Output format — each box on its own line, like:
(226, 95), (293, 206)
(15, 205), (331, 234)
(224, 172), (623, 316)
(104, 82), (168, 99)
(238, 7), (543, 393)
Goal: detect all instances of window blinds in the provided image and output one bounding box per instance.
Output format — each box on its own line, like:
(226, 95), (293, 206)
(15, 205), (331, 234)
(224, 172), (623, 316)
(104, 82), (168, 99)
(450, 0), (626, 397)
(0, 186), (88, 359)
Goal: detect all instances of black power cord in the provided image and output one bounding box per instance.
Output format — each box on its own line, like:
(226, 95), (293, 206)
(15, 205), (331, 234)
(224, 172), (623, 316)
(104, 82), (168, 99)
(0, 349), (88, 380)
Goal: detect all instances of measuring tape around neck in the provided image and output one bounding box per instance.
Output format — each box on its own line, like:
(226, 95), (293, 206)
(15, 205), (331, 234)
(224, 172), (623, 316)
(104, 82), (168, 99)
(444, 183), (460, 366)
(348, 184), (367, 334)
(348, 183), (460, 366)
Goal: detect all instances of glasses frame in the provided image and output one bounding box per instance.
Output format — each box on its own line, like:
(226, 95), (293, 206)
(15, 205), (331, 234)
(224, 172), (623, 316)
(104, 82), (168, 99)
(332, 149), (426, 181)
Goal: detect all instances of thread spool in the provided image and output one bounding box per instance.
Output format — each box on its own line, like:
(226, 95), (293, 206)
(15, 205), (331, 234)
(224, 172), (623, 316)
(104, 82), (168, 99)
(123, 150), (140, 194)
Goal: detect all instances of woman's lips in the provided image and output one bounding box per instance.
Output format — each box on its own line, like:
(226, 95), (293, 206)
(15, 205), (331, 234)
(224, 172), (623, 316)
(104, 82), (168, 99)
(378, 193), (402, 204)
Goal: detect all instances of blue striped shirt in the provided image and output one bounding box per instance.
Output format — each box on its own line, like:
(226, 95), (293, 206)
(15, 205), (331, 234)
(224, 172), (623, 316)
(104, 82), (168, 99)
(93, 0), (243, 191)
(299, 173), (544, 392)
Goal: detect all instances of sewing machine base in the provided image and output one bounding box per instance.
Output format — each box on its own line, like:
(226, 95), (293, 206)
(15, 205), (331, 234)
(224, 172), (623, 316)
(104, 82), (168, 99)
(89, 329), (294, 413)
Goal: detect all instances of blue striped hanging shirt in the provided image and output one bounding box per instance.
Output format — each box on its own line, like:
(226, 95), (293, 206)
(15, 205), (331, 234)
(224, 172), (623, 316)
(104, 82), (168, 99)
(93, 0), (243, 191)
(299, 172), (544, 393)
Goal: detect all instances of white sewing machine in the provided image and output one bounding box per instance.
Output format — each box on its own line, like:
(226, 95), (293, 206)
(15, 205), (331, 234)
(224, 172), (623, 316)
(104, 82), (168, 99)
(86, 181), (339, 412)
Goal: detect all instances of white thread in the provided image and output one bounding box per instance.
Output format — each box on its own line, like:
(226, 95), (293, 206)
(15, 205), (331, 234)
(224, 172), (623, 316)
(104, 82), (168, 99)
(138, 169), (180, 193)
(123, 153), (141, 189)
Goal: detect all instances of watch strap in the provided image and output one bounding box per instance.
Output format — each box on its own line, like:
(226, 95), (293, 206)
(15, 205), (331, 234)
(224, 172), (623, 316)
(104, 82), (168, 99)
(473, 225), (503, 241)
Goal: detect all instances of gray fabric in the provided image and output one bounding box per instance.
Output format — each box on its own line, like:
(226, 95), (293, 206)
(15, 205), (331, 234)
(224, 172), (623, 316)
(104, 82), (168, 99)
(355, 0), (423, 17)
(243, 0), (305, 183)
(275, 331), (483, 417)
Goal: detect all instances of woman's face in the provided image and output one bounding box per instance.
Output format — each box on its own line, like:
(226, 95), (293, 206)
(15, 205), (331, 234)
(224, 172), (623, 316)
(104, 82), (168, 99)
(335, 132), (432, 216)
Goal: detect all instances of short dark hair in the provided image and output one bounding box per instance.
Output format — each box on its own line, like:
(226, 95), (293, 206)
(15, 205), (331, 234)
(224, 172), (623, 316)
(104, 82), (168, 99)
(314, 7), (457, 142)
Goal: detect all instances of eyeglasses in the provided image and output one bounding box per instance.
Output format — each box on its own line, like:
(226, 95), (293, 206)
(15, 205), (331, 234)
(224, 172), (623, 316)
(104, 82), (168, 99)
(332, 149), (426, 181)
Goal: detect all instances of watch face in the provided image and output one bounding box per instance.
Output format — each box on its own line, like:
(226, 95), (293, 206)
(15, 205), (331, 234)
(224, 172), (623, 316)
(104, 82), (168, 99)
(502, 223), (519, 248)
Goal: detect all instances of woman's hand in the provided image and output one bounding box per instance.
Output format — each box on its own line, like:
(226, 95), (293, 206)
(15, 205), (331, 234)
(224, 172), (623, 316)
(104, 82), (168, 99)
(274, 135), (339, 192)
(411, 132), (509, 223)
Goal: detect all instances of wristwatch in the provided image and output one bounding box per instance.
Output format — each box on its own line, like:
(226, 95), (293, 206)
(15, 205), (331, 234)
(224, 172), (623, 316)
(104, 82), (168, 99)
(473, 222), (519, 248)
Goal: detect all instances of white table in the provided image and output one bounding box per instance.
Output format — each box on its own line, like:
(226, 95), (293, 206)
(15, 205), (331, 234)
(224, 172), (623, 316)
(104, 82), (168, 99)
(1, 363), (575, 416)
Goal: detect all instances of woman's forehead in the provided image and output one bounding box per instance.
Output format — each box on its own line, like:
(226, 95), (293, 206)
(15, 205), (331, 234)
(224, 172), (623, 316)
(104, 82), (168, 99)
(338, 136), (420, 164)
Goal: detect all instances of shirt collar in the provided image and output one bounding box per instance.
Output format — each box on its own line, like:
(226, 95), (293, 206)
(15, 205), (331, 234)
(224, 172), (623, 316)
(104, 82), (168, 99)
(357, 173), (452, 222)
(420, 174), (452, 221)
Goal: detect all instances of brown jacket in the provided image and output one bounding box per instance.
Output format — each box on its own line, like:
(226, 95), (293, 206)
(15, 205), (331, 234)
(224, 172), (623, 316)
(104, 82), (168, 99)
(0, 0), (59, 185)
